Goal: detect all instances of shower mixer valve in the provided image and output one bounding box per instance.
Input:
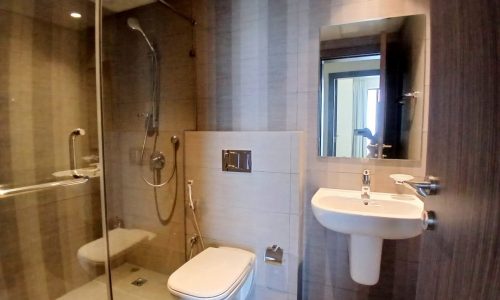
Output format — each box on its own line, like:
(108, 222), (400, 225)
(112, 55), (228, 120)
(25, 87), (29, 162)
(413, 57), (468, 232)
(150, 151), (165, 184)
(150, 151), (166, 171)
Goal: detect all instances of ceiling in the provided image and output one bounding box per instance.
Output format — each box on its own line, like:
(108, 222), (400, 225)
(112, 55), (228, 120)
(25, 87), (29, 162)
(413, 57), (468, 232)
(91, 0), (156, 13)
(0, 0), (96, 30)
(320, 17), (406, 41)
(0, 0), (157, 30)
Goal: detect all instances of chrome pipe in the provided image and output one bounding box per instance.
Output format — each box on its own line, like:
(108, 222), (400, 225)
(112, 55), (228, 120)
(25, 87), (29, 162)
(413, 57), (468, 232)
(401, 176), (440, 197)
(157, 0), (197, 25)
(361, 169), (371, 204)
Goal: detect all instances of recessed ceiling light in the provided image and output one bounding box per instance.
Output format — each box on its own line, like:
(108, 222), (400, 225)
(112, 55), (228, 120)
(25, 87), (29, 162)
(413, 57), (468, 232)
(70, 12), (82, 19)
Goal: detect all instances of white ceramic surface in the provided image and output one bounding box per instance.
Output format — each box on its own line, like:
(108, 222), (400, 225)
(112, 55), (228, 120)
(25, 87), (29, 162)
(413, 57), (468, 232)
(311, 188), (424, 239)
(311, 188), (425, 285)
(168, 247), (255, 300)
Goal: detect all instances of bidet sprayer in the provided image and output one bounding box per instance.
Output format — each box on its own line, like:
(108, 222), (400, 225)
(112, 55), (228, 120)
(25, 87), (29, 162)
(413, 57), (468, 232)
(187, 180), (195, 210)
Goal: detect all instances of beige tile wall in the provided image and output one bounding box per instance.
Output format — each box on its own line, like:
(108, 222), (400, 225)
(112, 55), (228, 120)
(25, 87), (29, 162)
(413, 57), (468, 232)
(185, 131), (304, 300)
(0, 2), (101, 299)
(193, 0), (430, 299)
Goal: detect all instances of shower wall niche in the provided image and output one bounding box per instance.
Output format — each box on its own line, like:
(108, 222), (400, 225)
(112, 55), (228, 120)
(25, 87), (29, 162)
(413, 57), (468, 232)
(101, 0), (196, 276)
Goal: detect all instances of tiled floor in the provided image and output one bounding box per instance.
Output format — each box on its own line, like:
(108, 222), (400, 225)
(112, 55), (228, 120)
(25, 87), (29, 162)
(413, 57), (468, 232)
(58, 263), (176, 300)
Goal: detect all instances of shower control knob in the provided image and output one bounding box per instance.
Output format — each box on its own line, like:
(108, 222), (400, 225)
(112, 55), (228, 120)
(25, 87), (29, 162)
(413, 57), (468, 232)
(150, 151), (166, 170)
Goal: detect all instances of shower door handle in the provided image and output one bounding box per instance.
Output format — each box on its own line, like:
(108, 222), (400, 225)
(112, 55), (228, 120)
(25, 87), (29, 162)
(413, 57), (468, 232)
(69, 128), (88, 178)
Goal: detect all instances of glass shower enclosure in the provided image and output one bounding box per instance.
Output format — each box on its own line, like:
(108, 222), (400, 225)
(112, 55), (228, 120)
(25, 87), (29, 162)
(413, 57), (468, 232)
(0, 0), (194, 299)
(0, 0), (103, 299)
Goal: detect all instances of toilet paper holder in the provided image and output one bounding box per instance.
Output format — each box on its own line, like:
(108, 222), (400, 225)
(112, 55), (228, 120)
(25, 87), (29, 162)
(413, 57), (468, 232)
(265, 245), (283, 264)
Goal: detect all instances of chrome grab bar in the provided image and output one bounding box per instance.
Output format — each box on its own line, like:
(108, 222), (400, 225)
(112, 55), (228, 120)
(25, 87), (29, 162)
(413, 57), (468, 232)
(0, 177), (89, 199)
(69, 128), (86, 178)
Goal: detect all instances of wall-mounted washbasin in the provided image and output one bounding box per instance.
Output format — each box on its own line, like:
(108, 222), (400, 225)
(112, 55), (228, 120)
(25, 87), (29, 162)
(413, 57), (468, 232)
(311, 188), (425, 285)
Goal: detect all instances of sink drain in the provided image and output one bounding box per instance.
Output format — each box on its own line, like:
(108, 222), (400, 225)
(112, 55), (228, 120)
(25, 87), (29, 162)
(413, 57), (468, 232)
(131, 278), (148, 287)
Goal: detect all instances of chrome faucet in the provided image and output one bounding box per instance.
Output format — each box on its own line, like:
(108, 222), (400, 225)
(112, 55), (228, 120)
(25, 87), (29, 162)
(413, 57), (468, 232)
(398, 176), (440, 197)
(361, 169), (371, 204)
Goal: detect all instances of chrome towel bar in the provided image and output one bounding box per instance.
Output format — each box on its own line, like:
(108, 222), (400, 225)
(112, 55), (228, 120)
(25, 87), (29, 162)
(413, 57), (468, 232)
(0, 177), (89, 199)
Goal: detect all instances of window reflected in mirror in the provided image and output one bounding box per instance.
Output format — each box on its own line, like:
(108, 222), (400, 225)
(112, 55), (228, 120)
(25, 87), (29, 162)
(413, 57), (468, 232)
(321, 56), (381, 157)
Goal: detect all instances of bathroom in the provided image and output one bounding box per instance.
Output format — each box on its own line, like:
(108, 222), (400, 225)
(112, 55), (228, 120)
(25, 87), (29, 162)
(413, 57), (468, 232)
(0, 0), (497, 299)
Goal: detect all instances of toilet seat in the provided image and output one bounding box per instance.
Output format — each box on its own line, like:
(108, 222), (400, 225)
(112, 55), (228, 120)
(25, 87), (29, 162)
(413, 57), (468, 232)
(168, 247), (255, 300)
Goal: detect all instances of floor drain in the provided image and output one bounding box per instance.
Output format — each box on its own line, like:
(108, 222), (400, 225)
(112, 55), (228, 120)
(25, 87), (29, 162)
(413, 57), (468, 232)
(131, 278), (148, 287)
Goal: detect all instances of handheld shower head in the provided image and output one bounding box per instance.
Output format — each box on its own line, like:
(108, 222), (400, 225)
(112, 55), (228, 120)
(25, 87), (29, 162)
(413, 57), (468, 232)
(127, 17), (156, 54)
(127, 17), (159, 137)
(127, 17), (142, 31)
(71, 128), (86, 136)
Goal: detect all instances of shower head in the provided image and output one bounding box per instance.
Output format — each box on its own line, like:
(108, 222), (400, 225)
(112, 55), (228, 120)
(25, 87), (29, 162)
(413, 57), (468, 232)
(127, 17), (142, 31)
(70, 128), (86, 136)
(127, 17), (156, 54)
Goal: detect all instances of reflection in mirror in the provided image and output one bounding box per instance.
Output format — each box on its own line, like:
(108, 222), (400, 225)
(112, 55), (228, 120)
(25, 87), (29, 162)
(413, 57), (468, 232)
(318, 15), (426, 160)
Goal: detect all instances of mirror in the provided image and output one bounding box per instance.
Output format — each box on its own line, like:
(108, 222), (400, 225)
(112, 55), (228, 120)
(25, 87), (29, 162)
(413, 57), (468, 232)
(318, 14), (426, 160)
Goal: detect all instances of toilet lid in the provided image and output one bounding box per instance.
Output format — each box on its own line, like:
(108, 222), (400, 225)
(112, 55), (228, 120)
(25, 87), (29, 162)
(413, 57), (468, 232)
(168, 247), (255, 299)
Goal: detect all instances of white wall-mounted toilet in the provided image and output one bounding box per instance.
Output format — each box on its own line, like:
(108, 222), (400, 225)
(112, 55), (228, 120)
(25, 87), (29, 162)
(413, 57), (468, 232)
(168, 247), (256, 300)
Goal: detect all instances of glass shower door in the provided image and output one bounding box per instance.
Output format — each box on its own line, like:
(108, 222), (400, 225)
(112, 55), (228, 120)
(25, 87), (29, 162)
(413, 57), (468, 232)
(0, 1), (107, 299)
(98, 0), (195, 298)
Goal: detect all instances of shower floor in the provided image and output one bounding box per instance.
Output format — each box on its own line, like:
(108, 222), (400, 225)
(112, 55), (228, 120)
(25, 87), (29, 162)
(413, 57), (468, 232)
(58, 263), (176, 300)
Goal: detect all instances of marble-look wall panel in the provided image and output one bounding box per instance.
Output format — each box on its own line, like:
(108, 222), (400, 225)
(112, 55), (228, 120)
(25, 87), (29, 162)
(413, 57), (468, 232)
(185, 131), (304, 300)
(194, 0), (430, 299)
(0, 2), (101, 300)
(101, 0), (195, 276)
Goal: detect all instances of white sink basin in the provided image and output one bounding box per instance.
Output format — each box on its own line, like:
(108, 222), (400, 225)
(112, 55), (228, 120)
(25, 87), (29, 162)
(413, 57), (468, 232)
(312, 188), (424, 239)
(311, 188), (425, 285)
